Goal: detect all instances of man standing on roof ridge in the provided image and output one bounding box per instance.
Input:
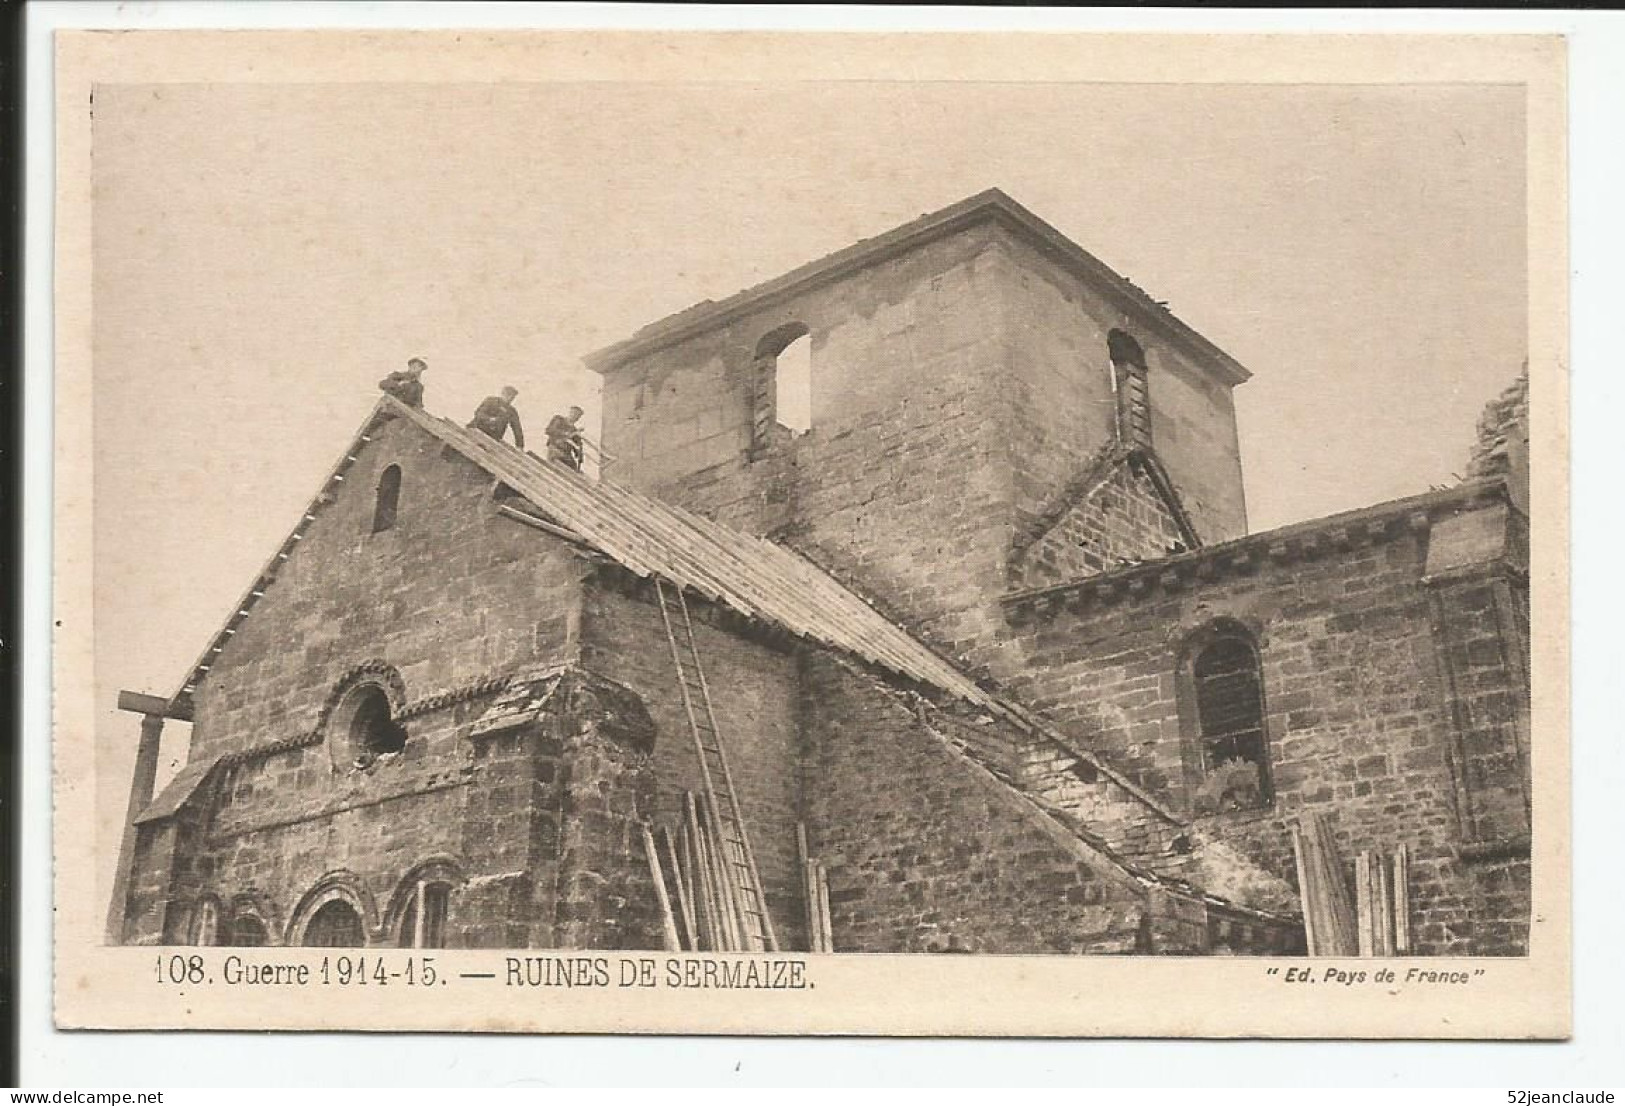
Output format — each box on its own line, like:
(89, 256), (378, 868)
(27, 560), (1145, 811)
(469, 385), (525, 449)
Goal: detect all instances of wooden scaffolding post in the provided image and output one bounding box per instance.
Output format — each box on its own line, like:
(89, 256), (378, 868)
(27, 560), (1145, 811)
(1375, 854), (1395, 957)
(1355, 851), (1374, 957)
(1291, 822), (1320, 955)
(1393, 844), (1412, 955)
(683, 792), (720, 951)
(659, 826), (697, 952)
(641, 824), (682, 952)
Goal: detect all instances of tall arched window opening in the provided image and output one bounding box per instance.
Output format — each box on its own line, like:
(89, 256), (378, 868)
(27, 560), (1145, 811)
(1107, 328), (1152, 449)
(302, 900), (366, 948)
(373, 464), (402, 533)
(397, 882), (451, 948)
(750, 323), (813, 456)
(775, 334), (812, 435)
(190, 898), (220, 946)
(1186, 626), (1272, 814)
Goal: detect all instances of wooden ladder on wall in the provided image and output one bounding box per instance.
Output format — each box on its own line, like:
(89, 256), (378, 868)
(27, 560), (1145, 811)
(654, 578), (780, 952)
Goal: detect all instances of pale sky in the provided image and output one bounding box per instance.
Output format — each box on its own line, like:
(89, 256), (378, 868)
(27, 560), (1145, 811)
(90, 80), (1527, 890)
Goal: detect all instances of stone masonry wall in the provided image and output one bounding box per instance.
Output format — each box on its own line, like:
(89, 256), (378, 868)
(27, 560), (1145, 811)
(912, 687), (1300, 921)
(999, 503), (1531, 954)
(1414, 504), (1532, 955)
(593, 220), (1248, 688)
(994, 232), (1247, 549)
(135, 670), (666, 950)
(799, 651), (1190, 955)
(123, 810), (199, 945)
(598, 224), (1016, 672)
(783, 372), (1011, 671)
(188, 412), (588, 760)
(599, 223), (1008, 508)
(548, 692), (663, 951)
(141, 413), (596, 946)
(127, 687), (523, 947)
(1011, 455), (1191, 591)
(578, 577), (805, 947)
(195, 742), (474, 946)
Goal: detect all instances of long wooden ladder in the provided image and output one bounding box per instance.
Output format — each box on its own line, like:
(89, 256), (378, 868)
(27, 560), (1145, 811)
(654, 578), (779, 952)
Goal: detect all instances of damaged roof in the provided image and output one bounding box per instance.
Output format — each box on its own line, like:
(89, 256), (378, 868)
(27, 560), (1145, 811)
(402, 400), (996, 708)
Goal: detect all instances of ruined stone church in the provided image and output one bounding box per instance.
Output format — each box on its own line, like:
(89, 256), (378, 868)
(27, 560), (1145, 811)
(109, 190), (1532, 957)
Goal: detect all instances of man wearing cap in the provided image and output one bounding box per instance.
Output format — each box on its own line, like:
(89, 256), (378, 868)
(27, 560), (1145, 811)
(469, 385), (526, 449)
(379, 358), (428, 407)
(545, 405), (586, 471)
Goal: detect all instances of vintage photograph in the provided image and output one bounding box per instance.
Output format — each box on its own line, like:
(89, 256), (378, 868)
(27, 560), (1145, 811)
(55, 30), (1567, 1036)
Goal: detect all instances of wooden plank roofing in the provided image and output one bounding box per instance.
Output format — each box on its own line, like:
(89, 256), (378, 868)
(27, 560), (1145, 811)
(391, 399), (996, 708)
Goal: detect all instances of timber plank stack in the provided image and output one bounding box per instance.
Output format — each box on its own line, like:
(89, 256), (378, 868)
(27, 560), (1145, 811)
(1290, 812), (1358, 957)
(1354, 843), (1411, 957)
(642, 799), (836, 953)
(1291, 812), (1413, 957)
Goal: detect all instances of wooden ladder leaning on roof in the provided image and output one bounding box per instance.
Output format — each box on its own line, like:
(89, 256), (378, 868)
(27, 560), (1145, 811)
(653, 577), (779, 952)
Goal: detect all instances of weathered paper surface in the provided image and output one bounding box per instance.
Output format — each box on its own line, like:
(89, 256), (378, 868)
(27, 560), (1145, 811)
(54, 29), (1568, 1037)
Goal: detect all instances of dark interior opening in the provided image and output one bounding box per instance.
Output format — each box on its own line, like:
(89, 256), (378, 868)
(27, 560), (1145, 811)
(303, 900), (366, 948)
(350, 685), (405, 757)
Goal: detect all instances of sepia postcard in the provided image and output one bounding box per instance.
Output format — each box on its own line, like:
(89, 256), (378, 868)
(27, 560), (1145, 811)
(52, 27), (1569, 1037)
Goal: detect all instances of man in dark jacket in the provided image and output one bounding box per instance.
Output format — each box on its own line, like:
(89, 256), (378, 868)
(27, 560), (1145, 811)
(469, 386), (525, 448)
(379, 358), (427, 407)
(545, 406), (585, 470)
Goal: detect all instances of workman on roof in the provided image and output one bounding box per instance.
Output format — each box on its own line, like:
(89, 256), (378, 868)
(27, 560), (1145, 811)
(469, 386), (525, 448)
(379, 357), (428, 407)
(546, 406), (586, 471)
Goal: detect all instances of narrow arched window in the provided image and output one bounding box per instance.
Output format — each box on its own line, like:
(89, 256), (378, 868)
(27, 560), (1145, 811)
(1107, 328), (1152, 449)
(372, 464), (402, 533)
(1187, 627), (1272, 813)
(398, 881), (452, 949)
(775, 334), (812, 434)
(750, 323), (813, 456)
(190, 898), (220, 946)
(302, 900), (366, 948)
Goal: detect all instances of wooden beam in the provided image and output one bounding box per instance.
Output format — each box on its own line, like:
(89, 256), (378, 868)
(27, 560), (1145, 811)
(642, 824), (682, 953)
(815, 862), (834, 953)
(1355, 851), (1374, 958)
(660, 827), (696, 952)
(117, 690), (171, 717)
(1393, 845), (1411, 955)
(105, 711), (166, 943)
(495, 504), (593, 547)
(1376, 854), (1394, 957)
(1291, 823), (1319, 956)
